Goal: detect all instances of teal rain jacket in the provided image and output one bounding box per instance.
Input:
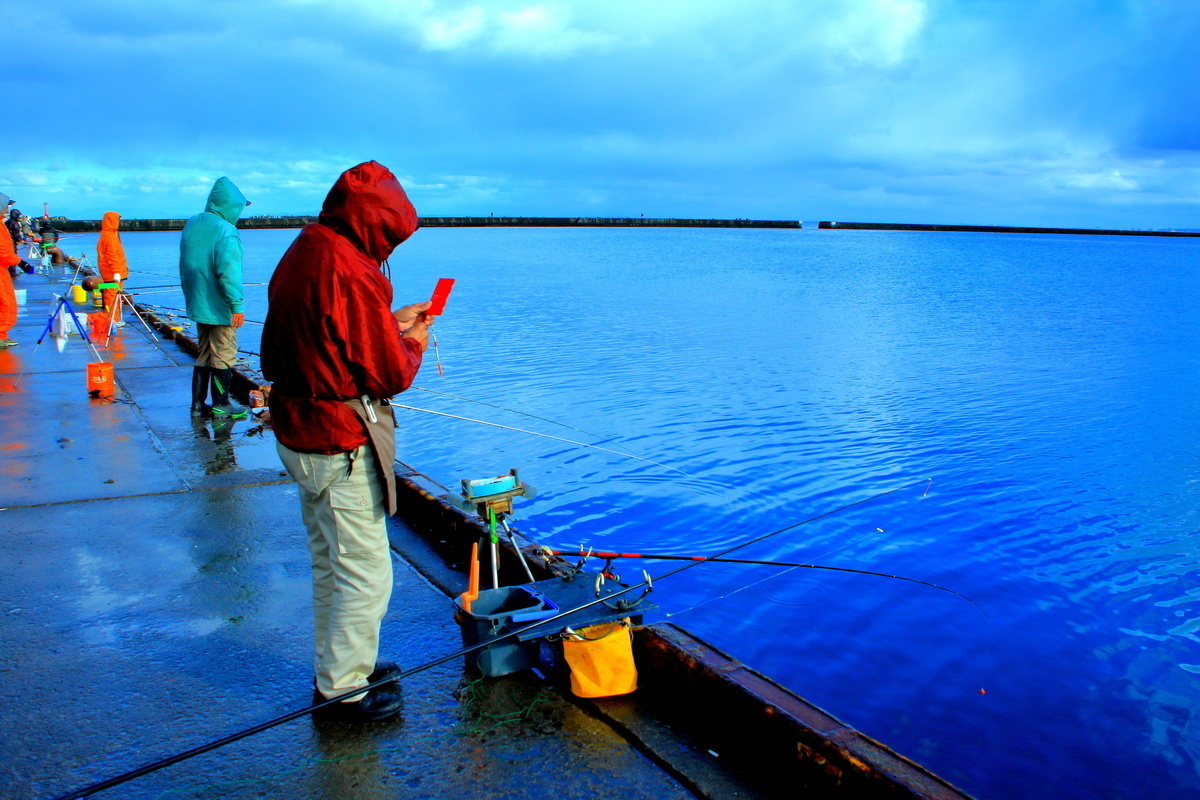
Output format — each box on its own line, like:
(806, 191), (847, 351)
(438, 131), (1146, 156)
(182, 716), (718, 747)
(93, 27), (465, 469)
(179, 177), (247, 325)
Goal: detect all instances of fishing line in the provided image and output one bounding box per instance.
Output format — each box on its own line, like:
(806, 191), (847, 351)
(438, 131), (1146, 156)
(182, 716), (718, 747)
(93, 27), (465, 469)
(48, 480), (921, 800)
(668, 564), (806, 618)
(131, 295), (695, 485)
(391, 404), (703, 481)
(410, 387), (625, 445)
(394, 457), (454, 493)
(404, 387), (712, 493)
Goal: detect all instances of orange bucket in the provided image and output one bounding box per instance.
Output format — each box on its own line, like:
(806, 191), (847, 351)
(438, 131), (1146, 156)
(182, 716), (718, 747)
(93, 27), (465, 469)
(87, 362), (115, 397)
(89, 313), (110, 339)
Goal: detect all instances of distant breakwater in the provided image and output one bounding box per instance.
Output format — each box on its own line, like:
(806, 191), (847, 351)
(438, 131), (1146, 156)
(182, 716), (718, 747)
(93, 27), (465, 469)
(55, 216), (801, 233)
(819, 220), (1200, 238)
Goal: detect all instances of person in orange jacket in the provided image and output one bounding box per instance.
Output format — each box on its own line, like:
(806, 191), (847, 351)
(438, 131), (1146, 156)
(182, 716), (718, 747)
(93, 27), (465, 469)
(0, 228), (20, 347)
(96, 211), (128, 326)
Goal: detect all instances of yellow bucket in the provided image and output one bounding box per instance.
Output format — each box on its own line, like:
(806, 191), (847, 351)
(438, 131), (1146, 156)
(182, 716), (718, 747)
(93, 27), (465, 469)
(562, 620), (638, 698)
(71, 285), (87, 305)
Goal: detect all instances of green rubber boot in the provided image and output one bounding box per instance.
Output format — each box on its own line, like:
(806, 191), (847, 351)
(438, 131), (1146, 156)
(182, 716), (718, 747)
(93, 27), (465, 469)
(190, 366), (212, 417)
(210, 368), (248, 420)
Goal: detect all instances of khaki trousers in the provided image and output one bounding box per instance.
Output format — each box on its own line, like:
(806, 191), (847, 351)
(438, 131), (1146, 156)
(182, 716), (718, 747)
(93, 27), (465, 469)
(277, 441), (394, 701)
(194, 323), (238, 369)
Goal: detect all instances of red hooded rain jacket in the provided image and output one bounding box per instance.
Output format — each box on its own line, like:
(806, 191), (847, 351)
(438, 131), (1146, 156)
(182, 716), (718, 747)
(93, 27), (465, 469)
(261, 161), (423, 454)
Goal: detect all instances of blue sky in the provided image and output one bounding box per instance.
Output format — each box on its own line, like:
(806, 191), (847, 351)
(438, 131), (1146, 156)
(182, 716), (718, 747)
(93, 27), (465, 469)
(5, 0), (1199, 228)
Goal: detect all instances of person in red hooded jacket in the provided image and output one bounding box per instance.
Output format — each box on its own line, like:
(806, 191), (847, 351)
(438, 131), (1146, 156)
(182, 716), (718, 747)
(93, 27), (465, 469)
(261, 161), (431, 723)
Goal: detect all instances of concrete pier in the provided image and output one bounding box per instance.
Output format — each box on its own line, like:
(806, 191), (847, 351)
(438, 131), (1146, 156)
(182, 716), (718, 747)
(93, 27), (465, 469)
(0, 270), (706, 800)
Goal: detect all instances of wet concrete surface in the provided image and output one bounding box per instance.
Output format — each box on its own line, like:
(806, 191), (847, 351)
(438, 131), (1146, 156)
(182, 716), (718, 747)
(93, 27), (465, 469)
(0, 270), (699, 800)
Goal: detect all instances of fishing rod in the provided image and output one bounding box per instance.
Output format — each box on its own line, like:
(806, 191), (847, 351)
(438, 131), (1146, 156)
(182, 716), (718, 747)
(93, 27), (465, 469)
(392, 404), (703, 480)
(132, 293), (704, 484)
(137, 301), (267, 326)
(48, 480), (922, 800)
(542, 548), (987, 618)
(127, 282), (269, 292)
(411, 386), (631, 445)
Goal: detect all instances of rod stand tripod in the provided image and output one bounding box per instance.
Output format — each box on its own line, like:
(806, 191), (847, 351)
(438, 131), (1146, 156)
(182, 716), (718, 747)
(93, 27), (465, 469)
(93, 282), (160, 348)
(449, 469), (538, 587)
(14, 296), (105, 388)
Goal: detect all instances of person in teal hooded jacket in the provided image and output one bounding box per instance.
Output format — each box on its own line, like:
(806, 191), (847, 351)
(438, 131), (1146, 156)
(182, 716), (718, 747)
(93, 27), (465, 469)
(180, 177), (250, 419)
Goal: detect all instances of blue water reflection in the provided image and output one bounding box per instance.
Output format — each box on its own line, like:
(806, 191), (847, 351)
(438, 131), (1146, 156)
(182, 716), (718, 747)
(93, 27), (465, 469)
(91, 224), (1200, 800)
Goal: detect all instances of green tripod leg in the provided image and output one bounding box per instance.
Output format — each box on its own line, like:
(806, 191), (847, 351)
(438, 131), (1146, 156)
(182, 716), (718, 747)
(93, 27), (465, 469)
(488, 506), (501, 589)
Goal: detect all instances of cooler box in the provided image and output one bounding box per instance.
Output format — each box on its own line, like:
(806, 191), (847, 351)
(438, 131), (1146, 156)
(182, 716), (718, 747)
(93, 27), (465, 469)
(456, 585), (559, 677)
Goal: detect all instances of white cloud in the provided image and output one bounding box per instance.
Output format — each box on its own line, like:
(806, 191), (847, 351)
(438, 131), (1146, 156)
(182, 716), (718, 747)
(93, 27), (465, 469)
(277, 0), (612, 58)
(1060, 170), (1140, 192)
(821, 0), (927, 68)
(491, 5), (611, 57)
(2, 172), (51, 187)
(422, 6), (488, 50)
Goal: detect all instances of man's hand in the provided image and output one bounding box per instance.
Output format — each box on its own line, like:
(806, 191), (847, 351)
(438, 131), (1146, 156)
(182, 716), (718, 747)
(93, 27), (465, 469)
(393, 301), (432, 332)
(231, 312), (245, 329)
(402, 320), (430, 352)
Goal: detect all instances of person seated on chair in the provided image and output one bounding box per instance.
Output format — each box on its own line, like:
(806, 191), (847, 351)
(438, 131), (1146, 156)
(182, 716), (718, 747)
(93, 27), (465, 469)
(44, 247), (77, 269)
(27, 219), (75, 272)
(37, 219), (58, 247)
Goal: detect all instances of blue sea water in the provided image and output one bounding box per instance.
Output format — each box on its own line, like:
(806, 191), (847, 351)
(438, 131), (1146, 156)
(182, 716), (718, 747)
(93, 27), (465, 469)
(80, 225), (1200, 799)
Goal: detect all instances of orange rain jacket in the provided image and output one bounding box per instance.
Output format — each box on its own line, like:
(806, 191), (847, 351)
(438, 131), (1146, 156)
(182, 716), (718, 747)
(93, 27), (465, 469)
(96, 211), (127, 314)
(97, 212), (127, 282)
(0, 231), (19, 338)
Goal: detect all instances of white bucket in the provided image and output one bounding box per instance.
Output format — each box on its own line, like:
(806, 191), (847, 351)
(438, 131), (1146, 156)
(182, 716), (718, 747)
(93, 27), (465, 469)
(14, 289), (26, 305)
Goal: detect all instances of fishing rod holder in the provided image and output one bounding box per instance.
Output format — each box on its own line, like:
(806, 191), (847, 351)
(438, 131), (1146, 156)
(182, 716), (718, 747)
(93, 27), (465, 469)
(449, 469), (541, 586)
(448, 468), (537, 518)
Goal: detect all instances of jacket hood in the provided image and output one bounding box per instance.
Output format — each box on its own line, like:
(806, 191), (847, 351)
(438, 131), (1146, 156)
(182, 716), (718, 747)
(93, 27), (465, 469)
(317, 161), (419, 263)
(101, 211), (121, 232)
(204, 177), (248, 225)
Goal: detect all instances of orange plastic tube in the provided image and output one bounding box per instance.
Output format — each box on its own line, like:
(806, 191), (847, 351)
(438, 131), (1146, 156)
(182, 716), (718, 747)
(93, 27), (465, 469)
(460, 541), (480, 613)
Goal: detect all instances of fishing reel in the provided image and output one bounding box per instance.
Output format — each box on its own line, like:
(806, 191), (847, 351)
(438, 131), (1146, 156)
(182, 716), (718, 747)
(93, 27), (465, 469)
(594, 568), (654, 613)
(550, 546), (623, 582)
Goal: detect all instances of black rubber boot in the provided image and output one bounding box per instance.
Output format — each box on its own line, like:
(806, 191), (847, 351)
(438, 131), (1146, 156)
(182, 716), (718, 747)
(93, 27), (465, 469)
(209, 368), (248, 420)
(190, 366), (211, 417)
